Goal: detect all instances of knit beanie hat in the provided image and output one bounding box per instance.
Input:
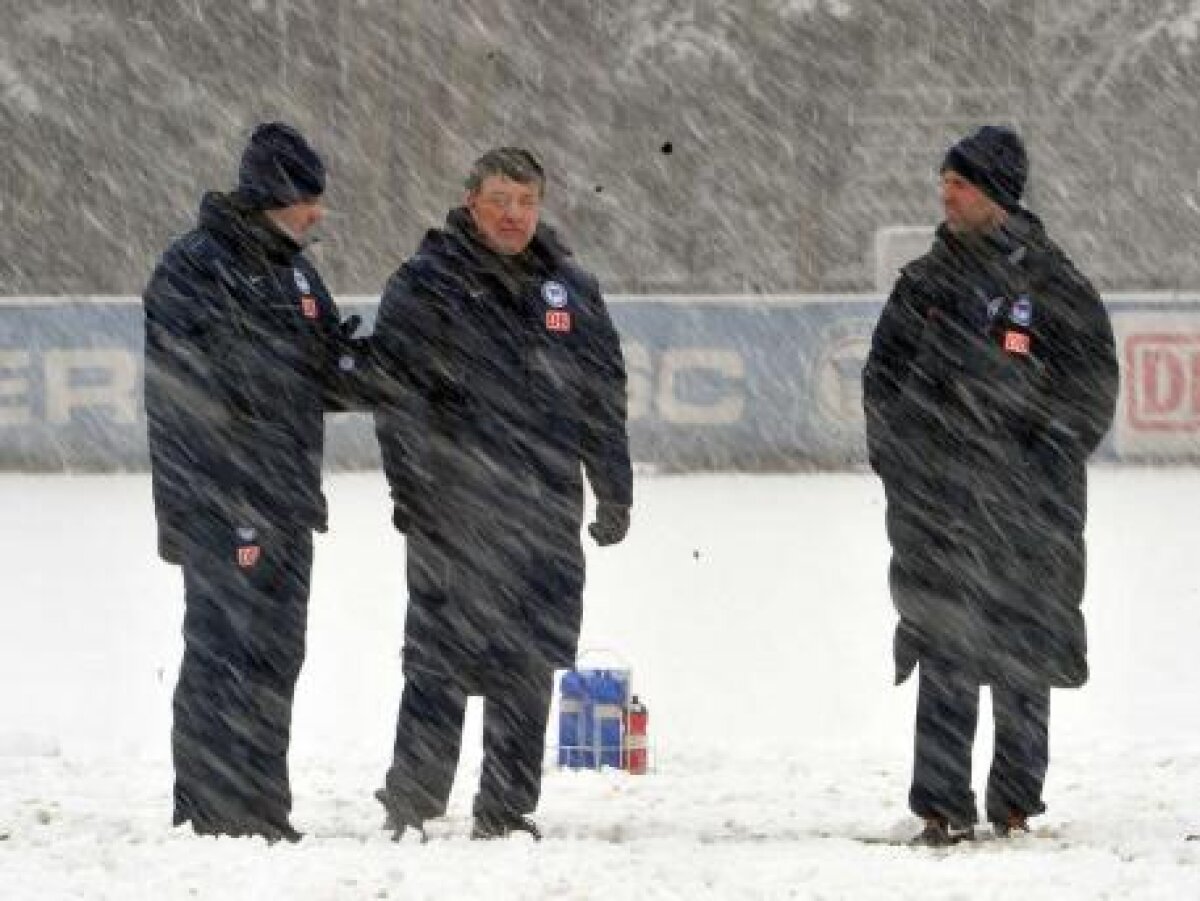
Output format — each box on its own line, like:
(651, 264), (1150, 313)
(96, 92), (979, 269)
(940, 125), (1027, 210)
(237, 122), (325, 209)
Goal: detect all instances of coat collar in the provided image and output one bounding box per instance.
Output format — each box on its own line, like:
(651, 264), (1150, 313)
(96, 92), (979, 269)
(198, 191), (303, 266)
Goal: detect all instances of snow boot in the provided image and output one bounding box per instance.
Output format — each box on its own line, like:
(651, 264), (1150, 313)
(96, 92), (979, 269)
(993, 811), (1030, 838)
(470, 811), (542, 841)
(910, 816), (975, 847)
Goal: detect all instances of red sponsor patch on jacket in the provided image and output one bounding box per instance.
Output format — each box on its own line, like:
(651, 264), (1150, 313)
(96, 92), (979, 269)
(1003, 330), (1030, 355)
(237, 545), (261, 568)
(301, 295), (318, 319)
(546, 310), (572, 333)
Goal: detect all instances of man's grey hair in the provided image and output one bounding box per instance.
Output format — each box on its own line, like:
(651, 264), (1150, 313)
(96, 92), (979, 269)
(465, 147), (545, 194)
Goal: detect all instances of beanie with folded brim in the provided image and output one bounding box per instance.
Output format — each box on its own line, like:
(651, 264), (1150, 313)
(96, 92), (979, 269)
(940, 124), (1027, 211)
(236, 122), (326, 210)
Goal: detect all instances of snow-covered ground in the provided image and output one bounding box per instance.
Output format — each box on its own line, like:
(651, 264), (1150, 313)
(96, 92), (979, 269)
(2, 468), (1199, 899)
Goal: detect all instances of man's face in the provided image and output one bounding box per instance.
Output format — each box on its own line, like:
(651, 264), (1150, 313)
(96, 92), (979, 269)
(467, 175), (541, 255)
(940, 170), (1004, 235)
(265, 197), (325, 242)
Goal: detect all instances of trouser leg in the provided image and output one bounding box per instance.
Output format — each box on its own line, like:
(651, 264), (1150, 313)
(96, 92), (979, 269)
(173, 546), (257, 832)
(474, 666), (553, 817)
(172, 526), (311, 835)
(908, 659), (980, 826)
(986, 680), (1050, 824)
(241, 529), (312, 830)
(385, 669), (469, 821)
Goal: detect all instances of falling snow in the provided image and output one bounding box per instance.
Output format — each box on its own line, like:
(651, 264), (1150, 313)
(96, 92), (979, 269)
(4, 2), (1200, 898)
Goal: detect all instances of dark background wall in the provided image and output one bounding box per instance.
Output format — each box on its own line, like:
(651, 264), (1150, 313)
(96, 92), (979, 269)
(2, 0), (1199, 297)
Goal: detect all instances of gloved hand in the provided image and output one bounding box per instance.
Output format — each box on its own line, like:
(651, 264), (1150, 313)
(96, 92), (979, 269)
(588, 503), (630, 546)
(338, 314), (363, 340)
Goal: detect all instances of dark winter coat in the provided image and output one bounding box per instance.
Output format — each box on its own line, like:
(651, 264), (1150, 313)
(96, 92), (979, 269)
(372, 208), (632, 680)
(863, 211), (1118, 688)
(144, 192), (368, 560)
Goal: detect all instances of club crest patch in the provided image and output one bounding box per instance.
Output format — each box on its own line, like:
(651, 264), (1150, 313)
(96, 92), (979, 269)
(237, 545), (261, 568)
(1010, 294), (1034, 327)
(294, 269), (311, 294)
(546, 310), (572, 333)
(542, 280), (569, 309)
(301, 295), (318, 319)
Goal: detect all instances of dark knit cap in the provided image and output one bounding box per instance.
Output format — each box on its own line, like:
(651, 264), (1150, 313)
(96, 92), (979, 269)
(940, 125), (1027, 211)
(237, 122), (326, 209)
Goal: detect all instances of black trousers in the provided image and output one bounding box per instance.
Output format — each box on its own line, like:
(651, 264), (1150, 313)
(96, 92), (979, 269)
(385, 665), (554, 821)
(172, 525), (312, 836)
(909, 659), (1050, 827)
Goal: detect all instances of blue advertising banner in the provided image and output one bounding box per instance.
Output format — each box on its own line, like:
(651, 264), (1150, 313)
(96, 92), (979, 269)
(1, 293), (1196, 470)
(613, 296), (877, 469)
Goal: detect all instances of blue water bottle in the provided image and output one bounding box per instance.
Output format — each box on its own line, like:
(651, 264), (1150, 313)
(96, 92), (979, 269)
(558, 670), (587, 768)
(591, 670), (627, 768)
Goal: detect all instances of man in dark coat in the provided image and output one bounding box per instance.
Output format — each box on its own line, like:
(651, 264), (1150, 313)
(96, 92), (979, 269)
(143, 122), (370, 842)
(863, 125), (1118, 845)
(372, 147), (633, 841)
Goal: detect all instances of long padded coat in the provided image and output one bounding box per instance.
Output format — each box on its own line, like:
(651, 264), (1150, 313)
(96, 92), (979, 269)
(372, 209), (633, 681)
(863, 211), (1118, 688)
(144, 191), (367, 556)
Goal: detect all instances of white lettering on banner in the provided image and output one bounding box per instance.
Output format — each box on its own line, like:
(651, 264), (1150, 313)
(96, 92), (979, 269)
(814, 334), (870, 426)
(0, 351), (32, 425)
(44, 349), (139, 425)
(625, 342), (653, 420)
(622, 342), (747, 425)
(657, 349), (746, 425)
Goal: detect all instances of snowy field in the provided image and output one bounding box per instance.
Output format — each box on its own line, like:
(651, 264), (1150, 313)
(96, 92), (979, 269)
(3, 468), (1200, 899)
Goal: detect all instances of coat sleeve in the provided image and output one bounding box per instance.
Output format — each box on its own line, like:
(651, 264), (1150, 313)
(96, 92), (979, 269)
(862, 273), (930, 475)
(1035, 260), (1119, 458)
(371, 265), (440, 520)
(142, 241), (232, 563)
(578, 276), (633, 508)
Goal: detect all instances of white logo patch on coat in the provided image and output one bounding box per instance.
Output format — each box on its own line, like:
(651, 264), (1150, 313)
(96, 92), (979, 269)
(1011, 295), (1034, 327)
(294, 269), (311, 294)
(542, 280), (569, 308)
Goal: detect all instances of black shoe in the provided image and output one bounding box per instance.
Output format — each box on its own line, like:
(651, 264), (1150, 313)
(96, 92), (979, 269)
(181, 817), (302, 843)
(470, 811), (542, 841)
(262, 823), (304, 844)
(910, 817), (974, 847)
(180, 817), (244, 839)
(374, 789), (427, 843)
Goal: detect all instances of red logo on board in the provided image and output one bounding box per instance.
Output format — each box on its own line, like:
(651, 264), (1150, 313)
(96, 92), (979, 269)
(1127, 334), (1200, 431)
